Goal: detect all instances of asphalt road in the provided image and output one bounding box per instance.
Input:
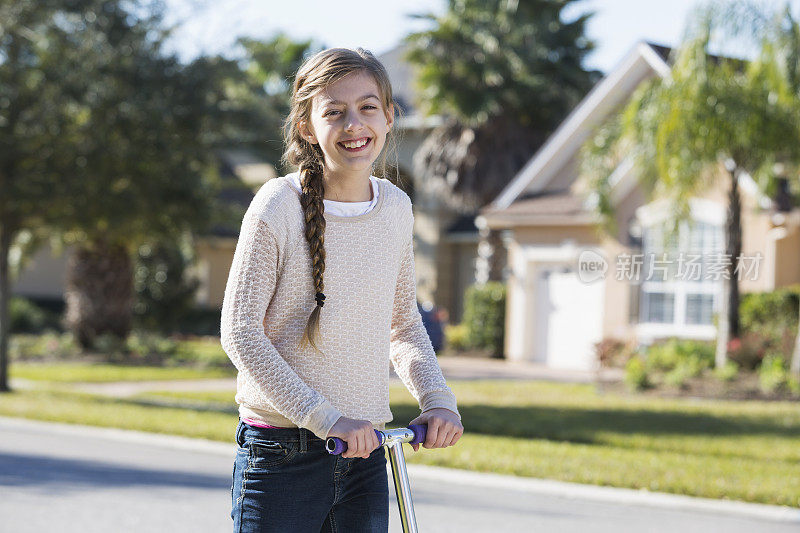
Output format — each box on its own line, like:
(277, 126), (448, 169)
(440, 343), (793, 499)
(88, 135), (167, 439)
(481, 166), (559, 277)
(1, 417), (798, 533)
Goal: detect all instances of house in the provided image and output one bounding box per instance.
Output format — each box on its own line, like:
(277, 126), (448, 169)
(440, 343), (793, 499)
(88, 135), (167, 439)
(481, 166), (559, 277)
(477, 41), (800, 371)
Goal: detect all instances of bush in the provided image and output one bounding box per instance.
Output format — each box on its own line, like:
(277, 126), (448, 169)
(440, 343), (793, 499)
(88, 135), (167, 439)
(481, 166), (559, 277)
(461, 282), (506, 357)
(789, 374), (800, 396)
(9, 332), (80, 361)
(595, 337), (636, 368)
(444, 323), (470, 351)
(133, 238), (202, 335)
(644, 338), (714, 373)
(758, 353), (789, 394)
(664, 362), (693, 389)
(713, 361), (739, 382)
(739, 286), (799, 360)
(9, 297), (62, 334)
(726, 332), (771, 370)
(740, 286), (799, 339)
(624, 356), (652, 391)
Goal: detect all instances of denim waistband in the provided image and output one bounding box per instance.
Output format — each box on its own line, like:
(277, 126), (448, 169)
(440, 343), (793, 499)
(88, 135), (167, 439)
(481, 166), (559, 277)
(236, 418), (322, 453)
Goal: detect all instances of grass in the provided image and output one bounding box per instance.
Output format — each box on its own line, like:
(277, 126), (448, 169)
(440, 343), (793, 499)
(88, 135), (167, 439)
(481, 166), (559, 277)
(1, 379), (798, 507)
(9, 362), (236, 383)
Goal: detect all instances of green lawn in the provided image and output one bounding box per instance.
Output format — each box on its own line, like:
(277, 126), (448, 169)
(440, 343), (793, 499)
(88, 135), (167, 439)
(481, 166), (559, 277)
(10, 362), (236, 382)
(1, 378), (798, 507)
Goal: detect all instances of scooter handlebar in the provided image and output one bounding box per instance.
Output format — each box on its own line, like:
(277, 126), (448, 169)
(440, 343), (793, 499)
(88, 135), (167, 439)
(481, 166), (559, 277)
(326, 424), (427, 455)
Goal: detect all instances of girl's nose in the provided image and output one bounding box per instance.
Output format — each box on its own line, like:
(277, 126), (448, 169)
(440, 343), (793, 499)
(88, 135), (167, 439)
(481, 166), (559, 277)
(344, 110), (363, 131)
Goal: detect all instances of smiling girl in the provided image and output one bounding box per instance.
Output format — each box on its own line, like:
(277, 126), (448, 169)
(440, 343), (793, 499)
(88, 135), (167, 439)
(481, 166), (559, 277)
(221, 47), (464, 532)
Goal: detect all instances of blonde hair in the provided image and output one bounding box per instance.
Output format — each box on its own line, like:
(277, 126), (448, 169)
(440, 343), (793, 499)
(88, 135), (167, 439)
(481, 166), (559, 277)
(281, 47), (402, 352)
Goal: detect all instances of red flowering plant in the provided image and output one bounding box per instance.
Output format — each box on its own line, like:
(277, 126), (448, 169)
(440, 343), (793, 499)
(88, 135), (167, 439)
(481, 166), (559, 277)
(726, 331), (770, 370)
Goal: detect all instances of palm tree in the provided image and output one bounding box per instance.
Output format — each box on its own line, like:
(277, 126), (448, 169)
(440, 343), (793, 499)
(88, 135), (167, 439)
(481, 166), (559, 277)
(404, 0), (601, 282)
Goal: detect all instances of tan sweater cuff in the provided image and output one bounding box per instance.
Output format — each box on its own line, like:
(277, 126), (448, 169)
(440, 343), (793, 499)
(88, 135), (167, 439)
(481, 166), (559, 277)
(419, 390), (461, 420)
(303, 399), (344, 440)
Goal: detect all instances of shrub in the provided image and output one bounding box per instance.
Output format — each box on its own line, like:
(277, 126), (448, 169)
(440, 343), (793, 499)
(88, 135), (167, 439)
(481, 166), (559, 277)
(758, 353), (789, 394)
(789, 374), (800, 397)
(644, 338), (714, 373)
(9, 332), (80, 361)
(133, 238), (201, 335)
(739, 286), (799, 360)
(595, 337), (636, 368)
(726, 332), (771, 370)
(444, 323), (470, 351)
(713, 361), (739, 382)
(740, 286), (799, 340)
(461, 281), (506, 357)
(624, 356), (652, 391)
(664, 362), (693, 389)
(9, 297), (62, 334)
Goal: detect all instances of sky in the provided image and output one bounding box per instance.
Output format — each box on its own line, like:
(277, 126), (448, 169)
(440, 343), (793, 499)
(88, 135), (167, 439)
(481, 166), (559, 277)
(160, 0), (799, 75)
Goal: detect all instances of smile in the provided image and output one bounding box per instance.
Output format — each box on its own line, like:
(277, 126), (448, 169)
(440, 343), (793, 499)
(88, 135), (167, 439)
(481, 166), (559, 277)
(338, 137), (372, 152)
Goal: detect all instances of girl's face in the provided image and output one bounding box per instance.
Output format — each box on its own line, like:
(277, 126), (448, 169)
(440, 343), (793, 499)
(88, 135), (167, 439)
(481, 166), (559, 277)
(299, 70), (394, 180)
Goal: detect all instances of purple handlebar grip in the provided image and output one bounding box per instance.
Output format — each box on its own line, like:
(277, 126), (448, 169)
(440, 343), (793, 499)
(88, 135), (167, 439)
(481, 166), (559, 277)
(326, 429), (384, 455)
(408, 424), (427, 445)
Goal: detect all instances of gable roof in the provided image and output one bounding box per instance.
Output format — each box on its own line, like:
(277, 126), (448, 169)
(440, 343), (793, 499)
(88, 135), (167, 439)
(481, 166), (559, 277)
(484, 41), (671, 214)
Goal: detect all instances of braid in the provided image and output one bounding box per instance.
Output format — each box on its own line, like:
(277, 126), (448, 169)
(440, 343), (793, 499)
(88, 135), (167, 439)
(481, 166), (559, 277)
(298, 162), (327, 352)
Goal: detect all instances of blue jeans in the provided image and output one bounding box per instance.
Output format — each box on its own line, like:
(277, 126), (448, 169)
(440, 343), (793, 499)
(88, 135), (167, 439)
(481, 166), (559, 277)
(231, 419), (390, 532)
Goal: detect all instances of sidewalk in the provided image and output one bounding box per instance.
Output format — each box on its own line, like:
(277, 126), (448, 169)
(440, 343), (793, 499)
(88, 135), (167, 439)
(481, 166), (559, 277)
(434, 355), (623, 382)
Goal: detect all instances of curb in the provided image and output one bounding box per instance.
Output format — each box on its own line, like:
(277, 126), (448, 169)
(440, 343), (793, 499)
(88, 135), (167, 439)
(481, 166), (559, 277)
(2, 415), (798, 523)
(404, 464), (800, 524)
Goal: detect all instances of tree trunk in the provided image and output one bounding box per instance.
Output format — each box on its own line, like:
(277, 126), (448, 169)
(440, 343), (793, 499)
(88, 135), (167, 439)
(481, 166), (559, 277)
(0, 223), (12, 392)
(715, 167), (742, 368)
(791, 296), (800, 375)
(63, 236), (134, 349)
(475, 226), (506, 285)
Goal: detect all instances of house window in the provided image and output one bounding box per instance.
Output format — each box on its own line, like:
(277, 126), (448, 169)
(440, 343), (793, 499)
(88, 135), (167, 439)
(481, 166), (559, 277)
(686, 293), (714, 324)
(643, 292), (674, 323)
(639, 220), (722, 327)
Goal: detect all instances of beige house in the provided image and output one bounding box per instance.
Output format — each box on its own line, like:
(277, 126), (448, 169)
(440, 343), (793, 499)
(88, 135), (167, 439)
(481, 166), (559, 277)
(478, 41), (800, 371)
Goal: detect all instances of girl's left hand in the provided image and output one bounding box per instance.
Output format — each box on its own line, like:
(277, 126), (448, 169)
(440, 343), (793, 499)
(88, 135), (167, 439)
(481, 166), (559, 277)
(408, 408), (464, 452)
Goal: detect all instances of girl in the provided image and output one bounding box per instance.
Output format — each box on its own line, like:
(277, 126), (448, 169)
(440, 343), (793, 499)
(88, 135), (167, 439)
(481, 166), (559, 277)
(220, 47), (464, 532)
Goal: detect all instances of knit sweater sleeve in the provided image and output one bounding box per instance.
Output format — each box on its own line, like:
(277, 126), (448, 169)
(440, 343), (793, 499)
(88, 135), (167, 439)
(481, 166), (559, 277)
(389, 234), (461, 419)
(220, 211), (343, 439)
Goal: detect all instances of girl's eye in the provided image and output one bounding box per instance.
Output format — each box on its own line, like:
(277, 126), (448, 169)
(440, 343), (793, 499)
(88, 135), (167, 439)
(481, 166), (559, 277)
(324, 105), (377, 117)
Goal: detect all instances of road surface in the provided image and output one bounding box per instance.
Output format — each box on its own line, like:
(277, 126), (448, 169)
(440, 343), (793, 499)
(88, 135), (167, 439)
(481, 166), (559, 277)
(1, 417), (797, 533)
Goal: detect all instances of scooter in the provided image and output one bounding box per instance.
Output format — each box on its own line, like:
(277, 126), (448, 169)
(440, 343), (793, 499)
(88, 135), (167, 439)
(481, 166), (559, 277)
(326, 424), (427, 533)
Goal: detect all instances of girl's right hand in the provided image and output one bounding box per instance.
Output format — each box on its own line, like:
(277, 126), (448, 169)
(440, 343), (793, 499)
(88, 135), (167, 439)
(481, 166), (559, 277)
(327, 416), (380, 459)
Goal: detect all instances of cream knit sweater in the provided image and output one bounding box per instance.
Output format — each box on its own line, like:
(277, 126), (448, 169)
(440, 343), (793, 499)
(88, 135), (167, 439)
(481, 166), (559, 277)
(220, 174), (460, 440)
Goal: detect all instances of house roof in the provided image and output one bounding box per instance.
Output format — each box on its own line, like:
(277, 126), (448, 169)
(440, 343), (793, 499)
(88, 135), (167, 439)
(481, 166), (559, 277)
(479, 40), (776, 229)
(480, 189), (600, 227)
(482, 40), (671, 217)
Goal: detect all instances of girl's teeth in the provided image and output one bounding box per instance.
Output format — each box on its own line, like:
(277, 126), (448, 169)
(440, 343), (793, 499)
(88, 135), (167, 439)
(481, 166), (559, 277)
(342, 138), (368, 149)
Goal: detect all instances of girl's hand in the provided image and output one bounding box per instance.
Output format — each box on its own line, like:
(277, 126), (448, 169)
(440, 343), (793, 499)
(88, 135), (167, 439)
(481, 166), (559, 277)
(408, 408), (463, 452)
(328, 416), (380, 459)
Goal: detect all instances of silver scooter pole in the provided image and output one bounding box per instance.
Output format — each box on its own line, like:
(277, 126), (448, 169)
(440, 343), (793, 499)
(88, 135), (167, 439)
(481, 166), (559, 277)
(326, 424), (427, 533)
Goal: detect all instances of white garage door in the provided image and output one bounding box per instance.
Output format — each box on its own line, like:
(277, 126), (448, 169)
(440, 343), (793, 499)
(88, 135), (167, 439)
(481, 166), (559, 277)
(535, 265), (604, 371)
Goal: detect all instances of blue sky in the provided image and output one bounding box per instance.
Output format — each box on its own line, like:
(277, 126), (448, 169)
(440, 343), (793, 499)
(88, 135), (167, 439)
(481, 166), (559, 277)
(160, 0), (797, 74)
